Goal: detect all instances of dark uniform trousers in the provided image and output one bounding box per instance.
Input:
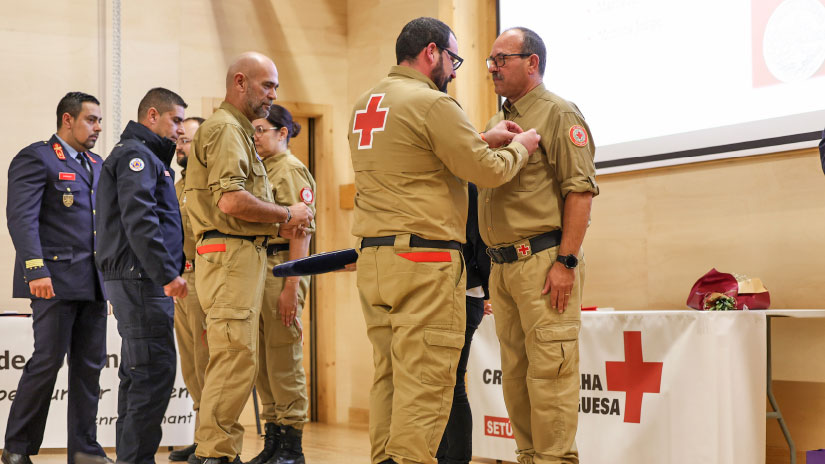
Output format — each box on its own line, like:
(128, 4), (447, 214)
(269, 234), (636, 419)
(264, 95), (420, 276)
(105, 279), (176, 464)
(4, 299), (107, 459)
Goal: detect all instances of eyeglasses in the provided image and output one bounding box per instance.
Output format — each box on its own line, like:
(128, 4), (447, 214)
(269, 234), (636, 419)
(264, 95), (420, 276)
(438, 46), (464, 71)
(176, 137), (192, 146)
(254, 125), (280, 135)
(486, 53), (531, 70)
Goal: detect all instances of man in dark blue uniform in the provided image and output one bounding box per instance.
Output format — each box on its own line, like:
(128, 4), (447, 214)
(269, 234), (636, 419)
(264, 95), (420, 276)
(95, 87), (188, 464)
(3, 92), (109, 464)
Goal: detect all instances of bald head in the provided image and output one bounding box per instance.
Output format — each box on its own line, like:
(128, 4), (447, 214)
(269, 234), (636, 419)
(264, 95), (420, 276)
(224, 51), (279, 121)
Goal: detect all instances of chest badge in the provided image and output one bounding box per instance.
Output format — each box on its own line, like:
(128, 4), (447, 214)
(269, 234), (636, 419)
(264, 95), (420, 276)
(63, 192), (74, 207)
(52, 143), (66, 160)
(353, 93), (389, 149)
(299, 187), (315, 205)
(569, 125), (588, 147)
(517, 242), (531, 257)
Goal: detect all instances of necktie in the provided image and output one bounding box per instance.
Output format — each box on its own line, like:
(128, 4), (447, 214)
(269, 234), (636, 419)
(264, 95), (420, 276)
(77, 152), (91, 175)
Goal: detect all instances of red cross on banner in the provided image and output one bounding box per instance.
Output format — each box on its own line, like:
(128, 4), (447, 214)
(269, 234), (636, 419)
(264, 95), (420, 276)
(353, 93), (389, 149)
(605, 331), (663, 423)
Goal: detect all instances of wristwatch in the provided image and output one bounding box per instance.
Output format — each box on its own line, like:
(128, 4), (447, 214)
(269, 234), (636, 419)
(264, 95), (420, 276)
(556, 254), (578, 269)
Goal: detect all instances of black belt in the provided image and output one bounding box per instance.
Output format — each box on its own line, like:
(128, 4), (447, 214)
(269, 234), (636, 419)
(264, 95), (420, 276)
(486, 230), (562, 264)
(267, 243), (290, 255)
(202, 230), (268, 247)
(361, 234), (461, 250)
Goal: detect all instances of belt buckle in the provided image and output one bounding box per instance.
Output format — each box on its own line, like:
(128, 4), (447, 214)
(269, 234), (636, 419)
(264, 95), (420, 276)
(486, 247), (502, 264)
(514, 240), (532, 260)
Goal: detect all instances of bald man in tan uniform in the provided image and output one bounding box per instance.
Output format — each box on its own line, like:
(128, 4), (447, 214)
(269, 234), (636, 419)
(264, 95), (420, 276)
(184, 52), (313, 464)
(481, 28), (599, 464)
(348, 17), (540, 464)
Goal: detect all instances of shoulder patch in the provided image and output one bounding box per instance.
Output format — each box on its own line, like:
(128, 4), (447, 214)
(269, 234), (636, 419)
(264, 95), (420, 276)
(569, 125), (588, 147)
(300, 187), (315, 205)
(129, 158), (145, 172)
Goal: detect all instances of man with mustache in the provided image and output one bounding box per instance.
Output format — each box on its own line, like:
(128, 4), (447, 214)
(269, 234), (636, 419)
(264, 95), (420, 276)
(481, 27), (599, 464)
(168, 116), (208, 464)
(3, 92), (110, 464)
(184, 51), (313, 464)
(348, 17), (540, 464)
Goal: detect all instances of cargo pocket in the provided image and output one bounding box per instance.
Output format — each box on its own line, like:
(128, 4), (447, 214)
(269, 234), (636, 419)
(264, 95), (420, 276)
(207, 307), (253, 352)
(421, 329), (465, 386)
(531, 323), (579, 379)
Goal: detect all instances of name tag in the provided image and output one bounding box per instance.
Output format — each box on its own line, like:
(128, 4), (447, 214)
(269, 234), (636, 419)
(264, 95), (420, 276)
(58, 172), (76, 181)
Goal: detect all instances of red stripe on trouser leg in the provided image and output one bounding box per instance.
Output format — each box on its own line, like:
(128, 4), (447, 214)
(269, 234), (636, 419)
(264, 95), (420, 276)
(396, 251), (452, 262)
(197, 243), (226, 254)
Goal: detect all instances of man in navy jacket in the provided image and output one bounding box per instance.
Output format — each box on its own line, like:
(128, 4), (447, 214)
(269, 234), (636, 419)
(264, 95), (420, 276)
(3, 92), (110, 464)
(95, 87), (188, 464)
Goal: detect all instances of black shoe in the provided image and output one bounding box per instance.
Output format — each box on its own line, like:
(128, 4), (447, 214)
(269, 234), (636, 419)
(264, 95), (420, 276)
(187, 454), (202, 464)
(1, 452), (33, 464)
(197, 456), (242, 464)
(170, 443), (198, 462)
(71, 453), (110, 464)
(268, 425), (304, 464)
(247, 423), (279, 464)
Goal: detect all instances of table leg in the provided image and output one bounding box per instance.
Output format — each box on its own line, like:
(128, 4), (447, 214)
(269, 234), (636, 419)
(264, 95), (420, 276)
(766, 315), (796, 464)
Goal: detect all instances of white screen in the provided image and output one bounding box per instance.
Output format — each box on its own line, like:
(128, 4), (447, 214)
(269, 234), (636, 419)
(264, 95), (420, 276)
(499, 0), (825, 172)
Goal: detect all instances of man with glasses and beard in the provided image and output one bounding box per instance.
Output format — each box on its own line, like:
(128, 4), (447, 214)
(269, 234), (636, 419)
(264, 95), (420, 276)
(184, 51), (313, 464)
(347, 17), (541, 464)
(168, 116), (208, 464)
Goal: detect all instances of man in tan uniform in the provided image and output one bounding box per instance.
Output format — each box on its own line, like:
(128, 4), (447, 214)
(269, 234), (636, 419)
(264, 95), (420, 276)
(481, 28), (599, 464)
(170, 116), (208, 463)
(348, 17), (541, 464)
(184, 52), (314, 464)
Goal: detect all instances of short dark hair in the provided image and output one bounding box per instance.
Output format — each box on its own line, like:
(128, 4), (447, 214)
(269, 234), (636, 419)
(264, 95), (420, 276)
(137, 87), (188, 120)
(265, 104), (301, 141)
(509, 27), (547, 76)
(395, 17), (454, 65)
(184, 116), (205, 125)
(56, 92), (100, 130)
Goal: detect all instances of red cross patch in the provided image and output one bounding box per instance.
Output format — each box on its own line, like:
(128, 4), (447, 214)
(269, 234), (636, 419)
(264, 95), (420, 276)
(353, 93), (389, 149)
(569, 125), (588, 147)
(300, 187), (314, 205)
(517, 242), (531, 256)
(184, 260), (193, 272)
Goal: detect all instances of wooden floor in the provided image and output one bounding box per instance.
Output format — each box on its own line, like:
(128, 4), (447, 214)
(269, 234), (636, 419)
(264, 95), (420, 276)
(24, 423), (504, 464)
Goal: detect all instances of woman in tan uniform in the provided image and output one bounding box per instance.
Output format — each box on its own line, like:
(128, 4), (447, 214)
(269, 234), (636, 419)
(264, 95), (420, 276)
(248, 105), (316, 464)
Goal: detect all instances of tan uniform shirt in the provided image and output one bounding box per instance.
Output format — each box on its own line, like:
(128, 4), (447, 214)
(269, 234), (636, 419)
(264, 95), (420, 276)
(175, 174), (197, 261)
(185, 102), (278, 238)
(348, 65), (530, 242)
(263, 149), (317, 244)
(479, 83), (600, 246)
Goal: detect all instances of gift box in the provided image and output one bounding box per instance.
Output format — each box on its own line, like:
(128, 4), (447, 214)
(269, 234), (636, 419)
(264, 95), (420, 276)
(686, 268), (770, 310)
(807, 449), (825, 464)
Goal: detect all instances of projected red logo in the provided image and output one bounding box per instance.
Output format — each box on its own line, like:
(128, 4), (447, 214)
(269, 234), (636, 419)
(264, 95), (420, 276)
(752, 0), (825, 87)
(605, 331), (663, 424)
(484, 416), (515, 438)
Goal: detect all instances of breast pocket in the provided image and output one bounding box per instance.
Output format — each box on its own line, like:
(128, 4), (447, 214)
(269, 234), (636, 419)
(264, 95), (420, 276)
(249, 161), (273, 202)
(516, 152), (550, 192)
(52, 181), (88, 208)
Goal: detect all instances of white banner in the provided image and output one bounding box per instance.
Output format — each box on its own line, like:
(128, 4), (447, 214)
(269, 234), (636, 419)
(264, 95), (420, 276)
(0, 315), (195, 448)
(469, 310), (767, 463)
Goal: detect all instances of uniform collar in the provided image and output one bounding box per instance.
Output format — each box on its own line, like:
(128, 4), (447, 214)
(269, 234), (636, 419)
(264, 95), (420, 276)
(121, 120), (176, 166)
(388, 65), (439, 92)
(53, 134), (80, 160)
(503, 82), (546, 119)
(219, 101), (255, 138)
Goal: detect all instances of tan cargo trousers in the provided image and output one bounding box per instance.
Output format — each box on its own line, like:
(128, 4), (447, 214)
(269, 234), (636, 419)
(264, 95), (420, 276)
(194, 236), (267, 459)
(174, 268), (209, 429)
(489, 247), (583, 464)
(357, 235), (466, 464)
(256, 250), (310, 429)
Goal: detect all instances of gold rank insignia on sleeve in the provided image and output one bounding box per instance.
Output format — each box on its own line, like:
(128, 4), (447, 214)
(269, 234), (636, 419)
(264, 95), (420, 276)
(25, 259), (44, 269)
